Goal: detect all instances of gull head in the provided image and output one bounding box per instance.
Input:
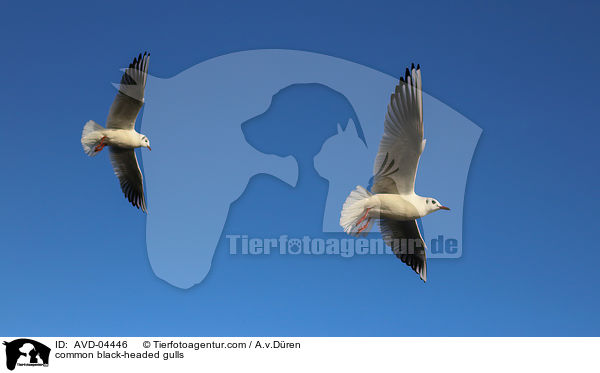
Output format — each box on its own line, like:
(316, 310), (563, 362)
(139, 134), (151, 151)
(425, 197), (450, 213)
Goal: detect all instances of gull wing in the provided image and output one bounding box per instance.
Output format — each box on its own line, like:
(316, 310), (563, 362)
(372, 64), (424, 195)
(106, 52), (150, 130)
(109, 148), (147, 212)
(379, 218), (427, 282)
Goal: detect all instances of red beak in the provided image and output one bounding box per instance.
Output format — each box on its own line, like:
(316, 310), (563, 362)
(439, 206), (450, 211)
(148, 146), (151, 151)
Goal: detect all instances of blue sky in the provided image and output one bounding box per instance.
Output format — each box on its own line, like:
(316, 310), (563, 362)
(0, 0), (598, 336)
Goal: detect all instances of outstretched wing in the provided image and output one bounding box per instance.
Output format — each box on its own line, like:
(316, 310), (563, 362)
(379, 218), (427, 282)
(372, 64), (424, 195)
(106, 52), (150, 130)
(109, 148), (147, 212)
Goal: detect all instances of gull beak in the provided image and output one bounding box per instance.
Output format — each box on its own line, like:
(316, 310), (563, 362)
(439, 206), (450, 211)
(147, 146), (152, 151)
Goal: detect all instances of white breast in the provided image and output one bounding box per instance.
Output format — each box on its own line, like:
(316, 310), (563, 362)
(106, 129), (140, 149)
(370, 194), (426, 221)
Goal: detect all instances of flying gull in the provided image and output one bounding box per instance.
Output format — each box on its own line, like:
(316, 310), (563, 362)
(81, 52), (151, 212)
(340, 64), (449, 282)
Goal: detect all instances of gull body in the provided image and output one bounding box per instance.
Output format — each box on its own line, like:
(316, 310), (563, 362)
(339, 64), (449, 282)
(362, 194), (436, 221)
(83, 128), (149, 150)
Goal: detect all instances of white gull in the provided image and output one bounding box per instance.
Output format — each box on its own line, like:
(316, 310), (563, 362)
(340, 64), (449, 282)
(81, 52), (151, 212)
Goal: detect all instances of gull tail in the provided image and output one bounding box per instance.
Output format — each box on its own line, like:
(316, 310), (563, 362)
(81, 120), (105, 156)
(340, 185), (374, 237)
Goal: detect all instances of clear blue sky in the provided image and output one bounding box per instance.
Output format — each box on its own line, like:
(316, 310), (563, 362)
(0, 0), (598, 336)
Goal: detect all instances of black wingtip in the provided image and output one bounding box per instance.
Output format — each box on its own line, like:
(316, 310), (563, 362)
(399, 63), (421, 83)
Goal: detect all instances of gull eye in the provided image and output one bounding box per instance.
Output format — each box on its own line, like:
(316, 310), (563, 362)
(432, 201), (437, 205)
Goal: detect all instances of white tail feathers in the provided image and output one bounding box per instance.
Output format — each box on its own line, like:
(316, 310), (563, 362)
(340, 185), (374, 236)
(81, 120), (105, 156)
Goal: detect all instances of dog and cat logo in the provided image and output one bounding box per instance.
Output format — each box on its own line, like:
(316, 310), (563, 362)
(2, 339), (50, 370)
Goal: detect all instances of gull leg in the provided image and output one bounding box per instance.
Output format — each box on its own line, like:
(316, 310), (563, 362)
(357, 218), (372, 234)
(356, 208), (371, 227)
(94, 136), (107, 152)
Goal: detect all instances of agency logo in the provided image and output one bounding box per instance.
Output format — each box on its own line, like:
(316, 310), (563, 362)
(3, 339), (50, 371)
